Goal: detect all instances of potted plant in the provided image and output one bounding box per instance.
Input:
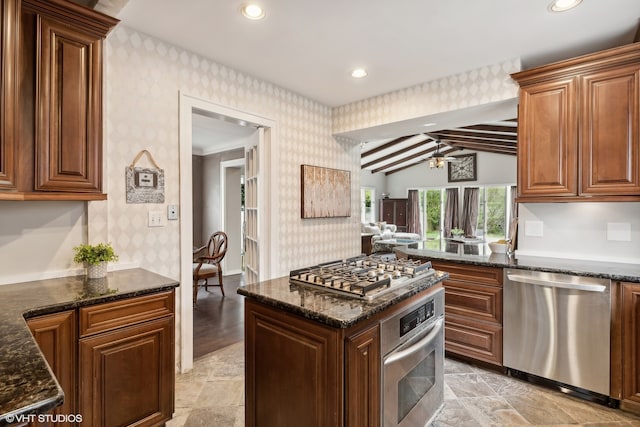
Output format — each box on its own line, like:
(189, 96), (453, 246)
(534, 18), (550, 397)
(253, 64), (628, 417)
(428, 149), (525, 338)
(73, 242), (118, 279)
(451, 228), (465, 237)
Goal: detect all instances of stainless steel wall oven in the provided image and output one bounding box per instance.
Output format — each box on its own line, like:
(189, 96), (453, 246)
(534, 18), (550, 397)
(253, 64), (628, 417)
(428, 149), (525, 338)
(380, 287), (445, 427)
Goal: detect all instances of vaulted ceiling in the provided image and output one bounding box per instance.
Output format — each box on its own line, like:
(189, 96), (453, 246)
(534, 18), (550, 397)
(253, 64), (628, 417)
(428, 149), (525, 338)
(361, 119), (517, 175)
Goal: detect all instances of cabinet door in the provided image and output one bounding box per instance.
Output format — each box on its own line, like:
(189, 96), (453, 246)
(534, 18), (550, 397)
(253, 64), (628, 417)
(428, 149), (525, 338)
(0, 0), (18, 190)
(245, 300), (340, 427)
(380, 199), (395, 224)
(581, 64), (640, 195)
(517, 78), (579, 197)
(345, 325), (380, 427)
(35, 15), (102, 192)
(622, 282), (640, 412)
(79, 316), (174, 427)
(27, 310), (76, 427)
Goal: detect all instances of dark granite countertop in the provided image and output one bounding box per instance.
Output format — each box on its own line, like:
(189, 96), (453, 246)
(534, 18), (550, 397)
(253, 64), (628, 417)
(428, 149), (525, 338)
(237, 271), (448, 329)
(397, 240), (640, 283)
(0, 269), (179, 426)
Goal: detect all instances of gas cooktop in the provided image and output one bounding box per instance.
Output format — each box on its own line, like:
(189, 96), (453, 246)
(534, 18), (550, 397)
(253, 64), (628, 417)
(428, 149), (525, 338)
(289, 255), (435, 301)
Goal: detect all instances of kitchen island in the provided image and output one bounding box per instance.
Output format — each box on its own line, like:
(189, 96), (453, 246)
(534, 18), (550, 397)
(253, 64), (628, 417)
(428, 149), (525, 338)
(0, 269), (178, 426)
(238, 260), (448, 427)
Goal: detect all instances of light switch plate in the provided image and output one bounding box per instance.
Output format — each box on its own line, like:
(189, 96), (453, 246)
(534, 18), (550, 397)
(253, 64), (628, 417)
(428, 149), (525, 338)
(607, 222), (631, 241)
(167, 205), (179, 220)
(148, 210), (163, 227)
(525, 220), (544, 237)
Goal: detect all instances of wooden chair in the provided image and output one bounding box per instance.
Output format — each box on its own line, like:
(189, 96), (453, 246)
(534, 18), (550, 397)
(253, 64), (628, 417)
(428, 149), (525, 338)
(193, 231), (228, 305)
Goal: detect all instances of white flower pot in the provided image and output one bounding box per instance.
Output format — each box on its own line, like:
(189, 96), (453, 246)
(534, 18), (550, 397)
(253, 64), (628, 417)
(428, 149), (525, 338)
(86, 262), (107, 279)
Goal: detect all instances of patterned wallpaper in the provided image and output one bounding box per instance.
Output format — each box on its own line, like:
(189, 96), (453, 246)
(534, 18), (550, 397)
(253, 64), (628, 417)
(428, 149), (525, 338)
(332, 58), (521, 134)
(91, 25), (361, 283)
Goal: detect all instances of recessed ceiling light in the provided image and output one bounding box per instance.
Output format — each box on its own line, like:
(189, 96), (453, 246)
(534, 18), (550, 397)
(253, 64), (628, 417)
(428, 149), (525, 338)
(548, 0), (582, 12)
(241, 4), (265, 20)
(423, 123), (436, 127)
(351, 68), (368, 79)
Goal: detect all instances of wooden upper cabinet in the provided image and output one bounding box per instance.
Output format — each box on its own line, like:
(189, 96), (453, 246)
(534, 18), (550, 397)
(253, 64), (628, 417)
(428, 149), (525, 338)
(0, 0), (18, 191)
(512, 43), (640, 202)
(0, 0), (117, 200)
(581, 64), (640, 195)
(517, 77), (578, 197)
(35, 14), (102, 192)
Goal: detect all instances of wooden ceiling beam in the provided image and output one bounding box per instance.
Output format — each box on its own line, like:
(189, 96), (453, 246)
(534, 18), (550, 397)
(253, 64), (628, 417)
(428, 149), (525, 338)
(437, 135), (517, 147)
(361, 134), (426, 158)
(384, 147), (462, 175)
(362, 139), (434, 169)
(433, 129), (517, 141)
(459, 124), (518, 134)
(371, 145), (439, 174)
(446, 141), (516, 155)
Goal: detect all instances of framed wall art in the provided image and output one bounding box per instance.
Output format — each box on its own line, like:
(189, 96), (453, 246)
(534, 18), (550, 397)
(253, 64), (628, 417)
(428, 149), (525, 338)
(448, 153), (477, 183)
(126, 150), (165, 203)
(301, 164), (351, 218)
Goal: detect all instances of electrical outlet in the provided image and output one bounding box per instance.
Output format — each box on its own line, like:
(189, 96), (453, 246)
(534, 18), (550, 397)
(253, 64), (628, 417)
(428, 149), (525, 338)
(148, 210), (163, 227)
(167, 204), (179, 220)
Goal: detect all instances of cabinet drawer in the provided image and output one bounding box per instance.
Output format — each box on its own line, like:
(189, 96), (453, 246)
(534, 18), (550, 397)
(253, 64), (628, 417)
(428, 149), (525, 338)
(444, 281), (502, 323)
(80, 291), (174, 337)
(432, 262), (503, 286)
(444, 315), (502, 366)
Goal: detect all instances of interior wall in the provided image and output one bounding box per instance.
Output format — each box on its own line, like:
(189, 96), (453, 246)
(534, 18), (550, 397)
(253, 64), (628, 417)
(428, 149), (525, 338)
(192, 155), (204, 247)
(93, 24), (360, 282)
(200, 149), (244, 244)
(0, 201), (86, 285)
(516, 202), (640, 263)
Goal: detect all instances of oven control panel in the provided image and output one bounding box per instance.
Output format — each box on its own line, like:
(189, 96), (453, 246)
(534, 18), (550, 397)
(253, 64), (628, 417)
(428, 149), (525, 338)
(399, 299), (435, 337)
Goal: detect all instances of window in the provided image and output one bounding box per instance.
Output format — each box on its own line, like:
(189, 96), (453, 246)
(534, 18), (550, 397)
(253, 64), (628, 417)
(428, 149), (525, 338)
(414, 185), (515, 241)
(360, 187), (375, 223)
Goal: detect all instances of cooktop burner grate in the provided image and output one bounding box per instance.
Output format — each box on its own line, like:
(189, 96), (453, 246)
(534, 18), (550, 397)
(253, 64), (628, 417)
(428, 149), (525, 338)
(289, 255), (434, 300)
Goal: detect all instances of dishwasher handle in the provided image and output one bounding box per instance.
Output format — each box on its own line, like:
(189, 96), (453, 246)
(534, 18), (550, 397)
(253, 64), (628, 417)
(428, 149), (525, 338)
(506, 273), (606, 293)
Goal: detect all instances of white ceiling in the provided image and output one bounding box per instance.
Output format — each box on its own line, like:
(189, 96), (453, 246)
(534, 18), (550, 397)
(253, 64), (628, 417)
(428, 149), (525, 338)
(110, 0), (640, 153)
(116, 0), (639, 108)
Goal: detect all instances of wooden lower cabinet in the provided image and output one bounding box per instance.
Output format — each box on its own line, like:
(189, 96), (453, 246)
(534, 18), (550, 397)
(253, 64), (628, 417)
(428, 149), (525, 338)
(345, 325), (380, 427)
(245, 295), (411, 427)
(430, 261), (503, 366)
(79, 317), (174, 426)
(26, 311), (76, 427)
(25, 290), (175, 427)
(617, 282), (640, 414)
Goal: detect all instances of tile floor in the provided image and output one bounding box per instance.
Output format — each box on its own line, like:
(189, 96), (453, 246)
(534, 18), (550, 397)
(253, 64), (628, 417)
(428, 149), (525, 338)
(168, 342), (640, 427)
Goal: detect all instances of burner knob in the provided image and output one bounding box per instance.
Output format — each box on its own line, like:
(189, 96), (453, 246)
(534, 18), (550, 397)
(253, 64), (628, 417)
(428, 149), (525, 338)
(367, 270), (377, 278)
(377, 268), (385, 275)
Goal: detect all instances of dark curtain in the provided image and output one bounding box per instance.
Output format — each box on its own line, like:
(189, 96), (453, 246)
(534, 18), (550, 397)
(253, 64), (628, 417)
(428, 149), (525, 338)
(461, 187), (479, 238)
(443, 188), (459, 238)
(407, 190), (422, 236)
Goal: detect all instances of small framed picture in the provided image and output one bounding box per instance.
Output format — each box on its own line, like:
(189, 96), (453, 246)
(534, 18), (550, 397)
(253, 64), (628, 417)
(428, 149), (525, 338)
(448, 153), (477, 182)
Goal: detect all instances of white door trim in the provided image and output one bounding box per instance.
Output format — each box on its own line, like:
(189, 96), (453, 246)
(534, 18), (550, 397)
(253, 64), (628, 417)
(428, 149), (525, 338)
(178, 92), (278, 373)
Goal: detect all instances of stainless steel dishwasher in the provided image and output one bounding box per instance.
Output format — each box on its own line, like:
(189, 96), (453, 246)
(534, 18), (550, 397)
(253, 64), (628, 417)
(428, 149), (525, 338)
(503, 268), (611, 398)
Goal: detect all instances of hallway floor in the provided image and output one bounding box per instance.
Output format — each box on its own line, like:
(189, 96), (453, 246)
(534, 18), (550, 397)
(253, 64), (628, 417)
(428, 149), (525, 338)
(175, 273), (640, 426)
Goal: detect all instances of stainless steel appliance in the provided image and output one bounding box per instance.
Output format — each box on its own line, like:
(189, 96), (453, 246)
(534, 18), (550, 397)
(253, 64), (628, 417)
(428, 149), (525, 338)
(289, 255), (435, 300)
(504, 269), (611, 398)
(380, 287), (445, 426)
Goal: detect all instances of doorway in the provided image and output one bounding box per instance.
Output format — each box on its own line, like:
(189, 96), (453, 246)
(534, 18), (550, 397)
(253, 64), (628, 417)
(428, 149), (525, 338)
(178, 92), (277, 372)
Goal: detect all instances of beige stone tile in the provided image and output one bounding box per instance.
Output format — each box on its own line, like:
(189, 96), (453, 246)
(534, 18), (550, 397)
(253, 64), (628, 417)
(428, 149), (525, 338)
(444, 373), (497, 398)
(165, 407), (191, 427)
(174, 379), (206, 408)
(444, 357), (475, 375)
(479, 371), (542, 397)
(195, 378), (244, 408)
(504, 393), (577, 425)
(459, 395), (530, 425)
(432, 400), (480, 427)
(183, 407), (239, 427)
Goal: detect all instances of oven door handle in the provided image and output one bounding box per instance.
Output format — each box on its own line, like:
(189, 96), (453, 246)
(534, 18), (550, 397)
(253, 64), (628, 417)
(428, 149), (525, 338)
(384, 318), (444, 366)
